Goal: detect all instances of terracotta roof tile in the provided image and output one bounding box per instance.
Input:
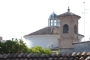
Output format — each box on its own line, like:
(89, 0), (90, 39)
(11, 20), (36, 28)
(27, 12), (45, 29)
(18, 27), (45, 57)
(24, 58), (28, 60)
(72, 52), (77, 56)
(36, 53), (41, 58)
(8, 53), (15, 58)
(27, 53), (33, 58)
(24, 26), (84, 39)
(86, 56), (90, 60)
(23, 53), (28, 58)
(80, 56), (85, 60)
(24, 26), (59, 37)
(1, 53), (6, 58)
(31, 53), (37, 58)
(82, 52), (87, 56)
(57, 12), (81, 18)
(13, 53), (19, 58)
(77, 52), (81, 56)
(18, 53), (24, 58)
(3, 53), (10, 59)
(0, 52), (90, 60)
(0, 54), (2, 58)
(87, 52), (90, 56)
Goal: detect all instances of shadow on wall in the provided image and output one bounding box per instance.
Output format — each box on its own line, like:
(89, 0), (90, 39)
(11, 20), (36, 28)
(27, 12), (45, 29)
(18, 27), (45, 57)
(60, 41), (90, 54)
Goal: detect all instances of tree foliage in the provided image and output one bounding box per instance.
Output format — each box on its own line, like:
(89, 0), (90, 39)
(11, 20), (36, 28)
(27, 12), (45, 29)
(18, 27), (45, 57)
(29, 46), (52, 54)
(0, 38), (52, 54)
(0, 38), (28, 53)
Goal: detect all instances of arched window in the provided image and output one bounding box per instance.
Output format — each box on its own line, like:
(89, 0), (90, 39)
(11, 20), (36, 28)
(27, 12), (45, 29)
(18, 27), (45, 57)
(50, 20), (58, 26)
(74, 25), (77, 34)
(63, 24), (69, 33)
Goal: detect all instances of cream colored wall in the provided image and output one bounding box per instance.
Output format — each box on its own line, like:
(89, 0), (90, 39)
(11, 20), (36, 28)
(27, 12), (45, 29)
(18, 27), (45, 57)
(24, 35), (59, 48)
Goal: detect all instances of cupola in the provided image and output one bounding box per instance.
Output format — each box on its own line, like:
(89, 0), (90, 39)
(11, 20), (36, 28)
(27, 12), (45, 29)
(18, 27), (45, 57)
(48, 12), (60, 27)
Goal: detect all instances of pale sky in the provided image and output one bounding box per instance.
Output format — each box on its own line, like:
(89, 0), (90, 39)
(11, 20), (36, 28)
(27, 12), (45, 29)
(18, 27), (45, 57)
(0, 0), (90, 41)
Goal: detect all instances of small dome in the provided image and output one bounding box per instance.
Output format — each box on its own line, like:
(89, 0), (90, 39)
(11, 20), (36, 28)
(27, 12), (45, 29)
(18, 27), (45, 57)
(49, 12), (57, 19)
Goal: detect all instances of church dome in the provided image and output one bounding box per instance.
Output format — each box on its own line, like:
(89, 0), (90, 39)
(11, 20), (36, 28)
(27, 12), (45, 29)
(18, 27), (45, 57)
(49, 12), (57, 19)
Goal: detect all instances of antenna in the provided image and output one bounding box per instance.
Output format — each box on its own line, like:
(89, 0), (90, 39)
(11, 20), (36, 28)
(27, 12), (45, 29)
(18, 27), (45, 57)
(68, 0), (69, 6)
(83, 2), (90, 41)
(83, 2), (86, 41)
(68, 3), (69, 7)
(53, 9), (54, 13)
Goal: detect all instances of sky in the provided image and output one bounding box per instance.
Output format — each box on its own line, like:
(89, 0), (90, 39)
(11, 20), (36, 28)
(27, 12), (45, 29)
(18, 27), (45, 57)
(0, 0), (90, 41)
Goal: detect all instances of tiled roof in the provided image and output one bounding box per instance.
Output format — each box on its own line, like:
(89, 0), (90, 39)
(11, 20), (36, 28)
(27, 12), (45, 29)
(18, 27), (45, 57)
(24, 26), (84, 38)
(57, 12), (81, 18)
(24, 26), (60, 37)
(0, 52), (90, 60)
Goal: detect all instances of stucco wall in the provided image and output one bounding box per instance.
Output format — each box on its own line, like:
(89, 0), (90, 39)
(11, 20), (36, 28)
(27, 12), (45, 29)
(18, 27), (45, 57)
(24, 35), (59, 48)
(60, 48), (74, 54)
(73, 41), (90, 52)
(59, 41), (90, 53)
(24, 34), (87, 53)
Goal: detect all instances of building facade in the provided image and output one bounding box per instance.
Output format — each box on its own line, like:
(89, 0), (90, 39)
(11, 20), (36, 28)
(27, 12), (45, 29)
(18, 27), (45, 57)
(24, 7), (84, 49)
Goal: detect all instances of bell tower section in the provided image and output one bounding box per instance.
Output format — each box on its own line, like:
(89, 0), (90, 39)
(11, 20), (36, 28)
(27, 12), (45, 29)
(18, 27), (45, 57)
(57, 7), (81, 48)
